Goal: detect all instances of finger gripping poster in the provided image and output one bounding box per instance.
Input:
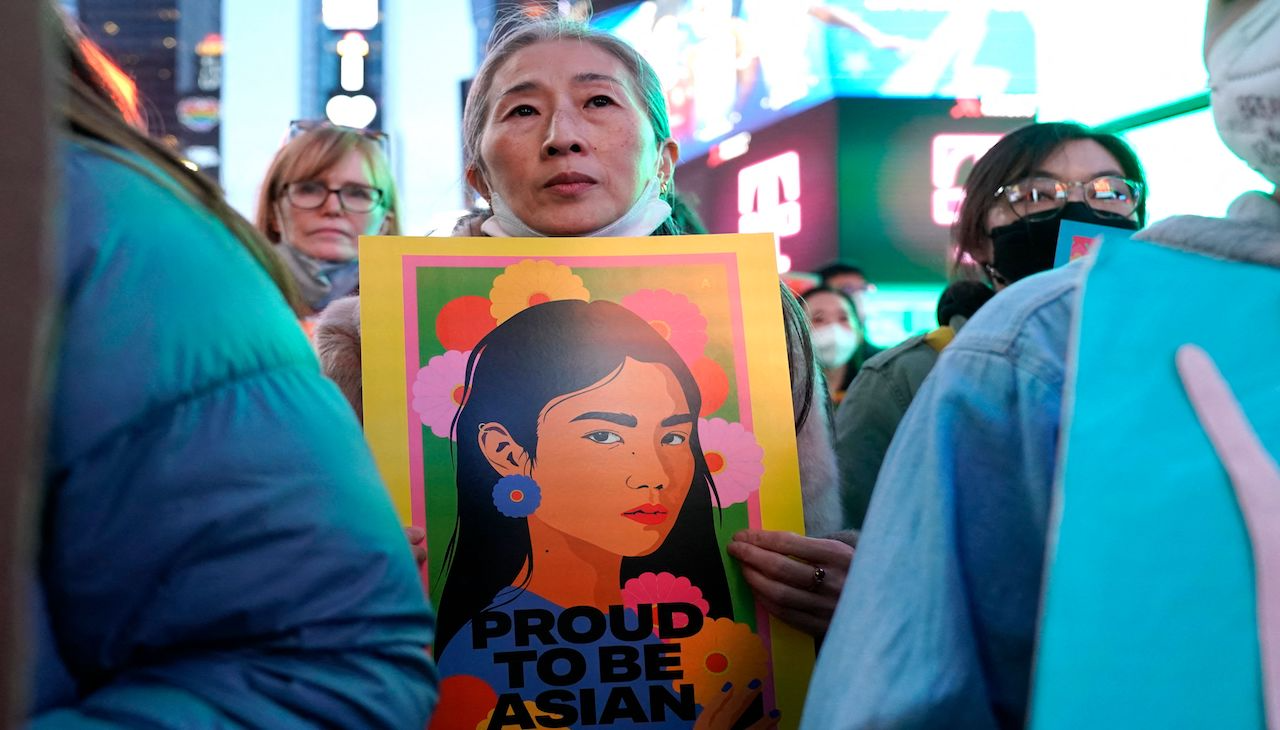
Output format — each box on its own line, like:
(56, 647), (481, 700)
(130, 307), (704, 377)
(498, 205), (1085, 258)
(361, 233), (812, 729)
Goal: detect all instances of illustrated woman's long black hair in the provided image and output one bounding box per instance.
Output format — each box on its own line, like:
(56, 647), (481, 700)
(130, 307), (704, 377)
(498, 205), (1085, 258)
(435, 299), (732, 655)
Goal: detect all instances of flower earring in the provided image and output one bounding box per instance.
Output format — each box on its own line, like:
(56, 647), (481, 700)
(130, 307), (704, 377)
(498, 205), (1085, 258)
(492, 475), (541, 518)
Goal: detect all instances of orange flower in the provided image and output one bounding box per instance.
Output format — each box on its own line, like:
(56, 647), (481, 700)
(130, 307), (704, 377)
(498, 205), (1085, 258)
(673, 617), (769, 699)
(489, 259), (589, 324)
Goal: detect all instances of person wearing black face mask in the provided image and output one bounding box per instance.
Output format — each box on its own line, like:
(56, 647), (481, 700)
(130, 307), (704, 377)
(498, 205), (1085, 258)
(802, 121), (1149, 729)
(952, 123), (1148, 289)
(986, 199), (1142, 285)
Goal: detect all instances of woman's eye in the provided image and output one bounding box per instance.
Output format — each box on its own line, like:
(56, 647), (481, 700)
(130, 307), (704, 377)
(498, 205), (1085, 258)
(507, 104), (537, 118)
(587, 95), (614, 108)
(584, 431), (622, 445)
(661, 432), (687, 446)
(342, 185), (375, 201)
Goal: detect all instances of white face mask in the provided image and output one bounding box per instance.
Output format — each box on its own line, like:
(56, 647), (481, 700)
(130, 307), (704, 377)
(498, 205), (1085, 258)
(1207, 0), (1280, 185)
(811, 323), (861, 369)
(481, 176), (673, 238)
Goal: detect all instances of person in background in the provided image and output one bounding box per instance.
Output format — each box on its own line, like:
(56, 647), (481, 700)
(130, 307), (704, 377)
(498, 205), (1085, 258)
(30, 9), (436, 727)
(815, 260), (871, 320)
(317, 14), (855, 639)
(950, 121), (1146, 289)
(801, 285), (879, 405)
(834, 280), (993, 529)
(797, 87), (1179, 730)
(254, 121), (400, 321)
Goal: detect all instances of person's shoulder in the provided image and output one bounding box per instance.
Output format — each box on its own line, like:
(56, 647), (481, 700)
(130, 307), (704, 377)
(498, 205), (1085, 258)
(1135, 193), (1280, 267)
(943, 264), (1082, 386)
(858, 333), (932, 373)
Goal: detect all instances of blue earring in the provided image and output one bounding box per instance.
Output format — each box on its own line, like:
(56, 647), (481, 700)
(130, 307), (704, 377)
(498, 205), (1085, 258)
(492, 475), (541, 518)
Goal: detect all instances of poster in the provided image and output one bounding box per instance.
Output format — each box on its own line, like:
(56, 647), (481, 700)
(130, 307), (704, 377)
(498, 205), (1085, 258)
(1052, 218), (1133, 269)
(1029, 235), (1280, 727)
(361, 233), (814, 729)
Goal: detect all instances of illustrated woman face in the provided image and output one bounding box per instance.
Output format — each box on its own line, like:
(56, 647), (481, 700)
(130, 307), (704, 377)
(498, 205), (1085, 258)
(501, 357), (696, 557)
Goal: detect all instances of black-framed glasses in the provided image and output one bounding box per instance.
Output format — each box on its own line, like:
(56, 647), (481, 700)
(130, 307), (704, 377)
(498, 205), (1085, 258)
(287, 119), (391, 157)
(994, 175), (1143, 221)
(283, 181), (385, 213)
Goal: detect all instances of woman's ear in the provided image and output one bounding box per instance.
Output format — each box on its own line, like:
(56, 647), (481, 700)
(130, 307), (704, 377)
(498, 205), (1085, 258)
(658, 137), (680, 182)
(466, 165), (491, 202)
(478, 422), (531, 477)
(378, 211), (395, 235)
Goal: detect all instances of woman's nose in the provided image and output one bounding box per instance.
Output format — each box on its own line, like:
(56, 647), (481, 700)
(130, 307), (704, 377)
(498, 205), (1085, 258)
(320, 189), (344, 215)
(543, 109), (587, 158)
(625, 447), (668, 493)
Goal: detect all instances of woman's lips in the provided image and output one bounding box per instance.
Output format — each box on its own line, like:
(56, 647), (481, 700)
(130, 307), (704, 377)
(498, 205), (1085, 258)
(622, 504), (668, 525)
(544, 172), (597, 197)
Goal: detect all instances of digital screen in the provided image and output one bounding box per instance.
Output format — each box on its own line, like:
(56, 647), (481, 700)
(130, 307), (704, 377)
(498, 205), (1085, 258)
(594, 1), (1039, 161)
(674, 97), (1030, 281)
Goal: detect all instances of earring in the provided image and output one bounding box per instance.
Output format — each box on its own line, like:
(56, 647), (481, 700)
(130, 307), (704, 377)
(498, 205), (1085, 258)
(659, 178), (670, 196)
(492, 475), (541, 518)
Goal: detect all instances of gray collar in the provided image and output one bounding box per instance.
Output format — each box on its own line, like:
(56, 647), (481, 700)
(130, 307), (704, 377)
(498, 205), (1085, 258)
(1133, 191), (1280, 267)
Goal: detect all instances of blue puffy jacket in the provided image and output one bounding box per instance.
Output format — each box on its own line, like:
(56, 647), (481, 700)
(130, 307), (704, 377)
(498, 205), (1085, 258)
(28, 137), (437, 728)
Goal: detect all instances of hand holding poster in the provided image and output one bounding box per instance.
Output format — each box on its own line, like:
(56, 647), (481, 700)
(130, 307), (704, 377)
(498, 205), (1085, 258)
(361, 233), (813, 729)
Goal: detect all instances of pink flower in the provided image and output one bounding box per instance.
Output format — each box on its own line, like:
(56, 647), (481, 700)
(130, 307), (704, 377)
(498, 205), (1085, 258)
(621, 572), (710, 630)
(698, 418), (764, 505)
(411, 350), (470, 440)
(620, 289), (708, 365)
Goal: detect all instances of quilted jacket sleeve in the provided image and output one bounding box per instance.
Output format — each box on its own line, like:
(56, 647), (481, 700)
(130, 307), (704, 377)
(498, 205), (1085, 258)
(31, 140), (436, 728)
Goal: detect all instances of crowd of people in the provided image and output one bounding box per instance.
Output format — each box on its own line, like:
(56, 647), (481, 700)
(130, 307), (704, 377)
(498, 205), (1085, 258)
(22, 0), (1279, 726)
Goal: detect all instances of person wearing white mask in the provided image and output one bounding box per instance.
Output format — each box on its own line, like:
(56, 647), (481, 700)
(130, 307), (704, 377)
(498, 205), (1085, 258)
(317, 15), (857, 640)
(800, 0), (1280, 727)
(801, 286), (878, 405)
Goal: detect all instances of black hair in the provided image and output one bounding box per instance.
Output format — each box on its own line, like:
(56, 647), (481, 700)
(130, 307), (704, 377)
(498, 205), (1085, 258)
(935, 281), (995, 326)
(435, 299), (732, 655)
(815, 261), (866, 283)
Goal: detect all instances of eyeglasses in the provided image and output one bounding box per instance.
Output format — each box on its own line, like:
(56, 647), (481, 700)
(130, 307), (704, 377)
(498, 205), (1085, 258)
(283, 181), (385, 213)
(994, 176), (1143, 221)
(287, 119), (391, 157)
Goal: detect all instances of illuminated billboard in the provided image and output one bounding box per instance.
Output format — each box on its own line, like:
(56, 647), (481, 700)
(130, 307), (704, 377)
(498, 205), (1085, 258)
(676, 97), (1030, 280)
(594, 1), (1037, 160)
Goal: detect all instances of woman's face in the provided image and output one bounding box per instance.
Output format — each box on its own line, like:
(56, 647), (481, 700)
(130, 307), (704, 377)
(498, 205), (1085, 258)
(805, 290), (855, 332)
(469, 39), (678, 235)
(528, 357), (696, 557)
(275, 148), (389, 262)
(984, 138), (1130, 235)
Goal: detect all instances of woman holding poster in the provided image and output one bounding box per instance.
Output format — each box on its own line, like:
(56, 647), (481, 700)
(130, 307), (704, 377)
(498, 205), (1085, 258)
(434, 298), (771, 728)
(318, 13), (855, 642)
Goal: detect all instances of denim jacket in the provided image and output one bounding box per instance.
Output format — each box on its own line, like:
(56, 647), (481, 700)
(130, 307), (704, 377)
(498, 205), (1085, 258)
(801, 191), (1280, 729)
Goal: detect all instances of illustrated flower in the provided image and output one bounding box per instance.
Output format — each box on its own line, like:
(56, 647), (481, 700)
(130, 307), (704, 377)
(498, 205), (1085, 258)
(429, 675), (497, 730)
(690, 356), (730, 417)
(411, 350), (471, 439)
(436, 295), (497, 352)
(620, 289), (708, 365)
(697, 418), (764, 505)
(489, 259), (589, 323)
(675, 617), (769, 699)
(621, 571), (711, 630)
(492, 475), (541, 518)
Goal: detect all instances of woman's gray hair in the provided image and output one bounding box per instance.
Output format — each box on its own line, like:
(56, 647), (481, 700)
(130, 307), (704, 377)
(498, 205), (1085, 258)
(461, 16), (673, 200)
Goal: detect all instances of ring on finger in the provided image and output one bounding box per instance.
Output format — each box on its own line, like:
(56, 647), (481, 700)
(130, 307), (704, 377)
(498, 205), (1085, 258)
(808, 566), (825, 592)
